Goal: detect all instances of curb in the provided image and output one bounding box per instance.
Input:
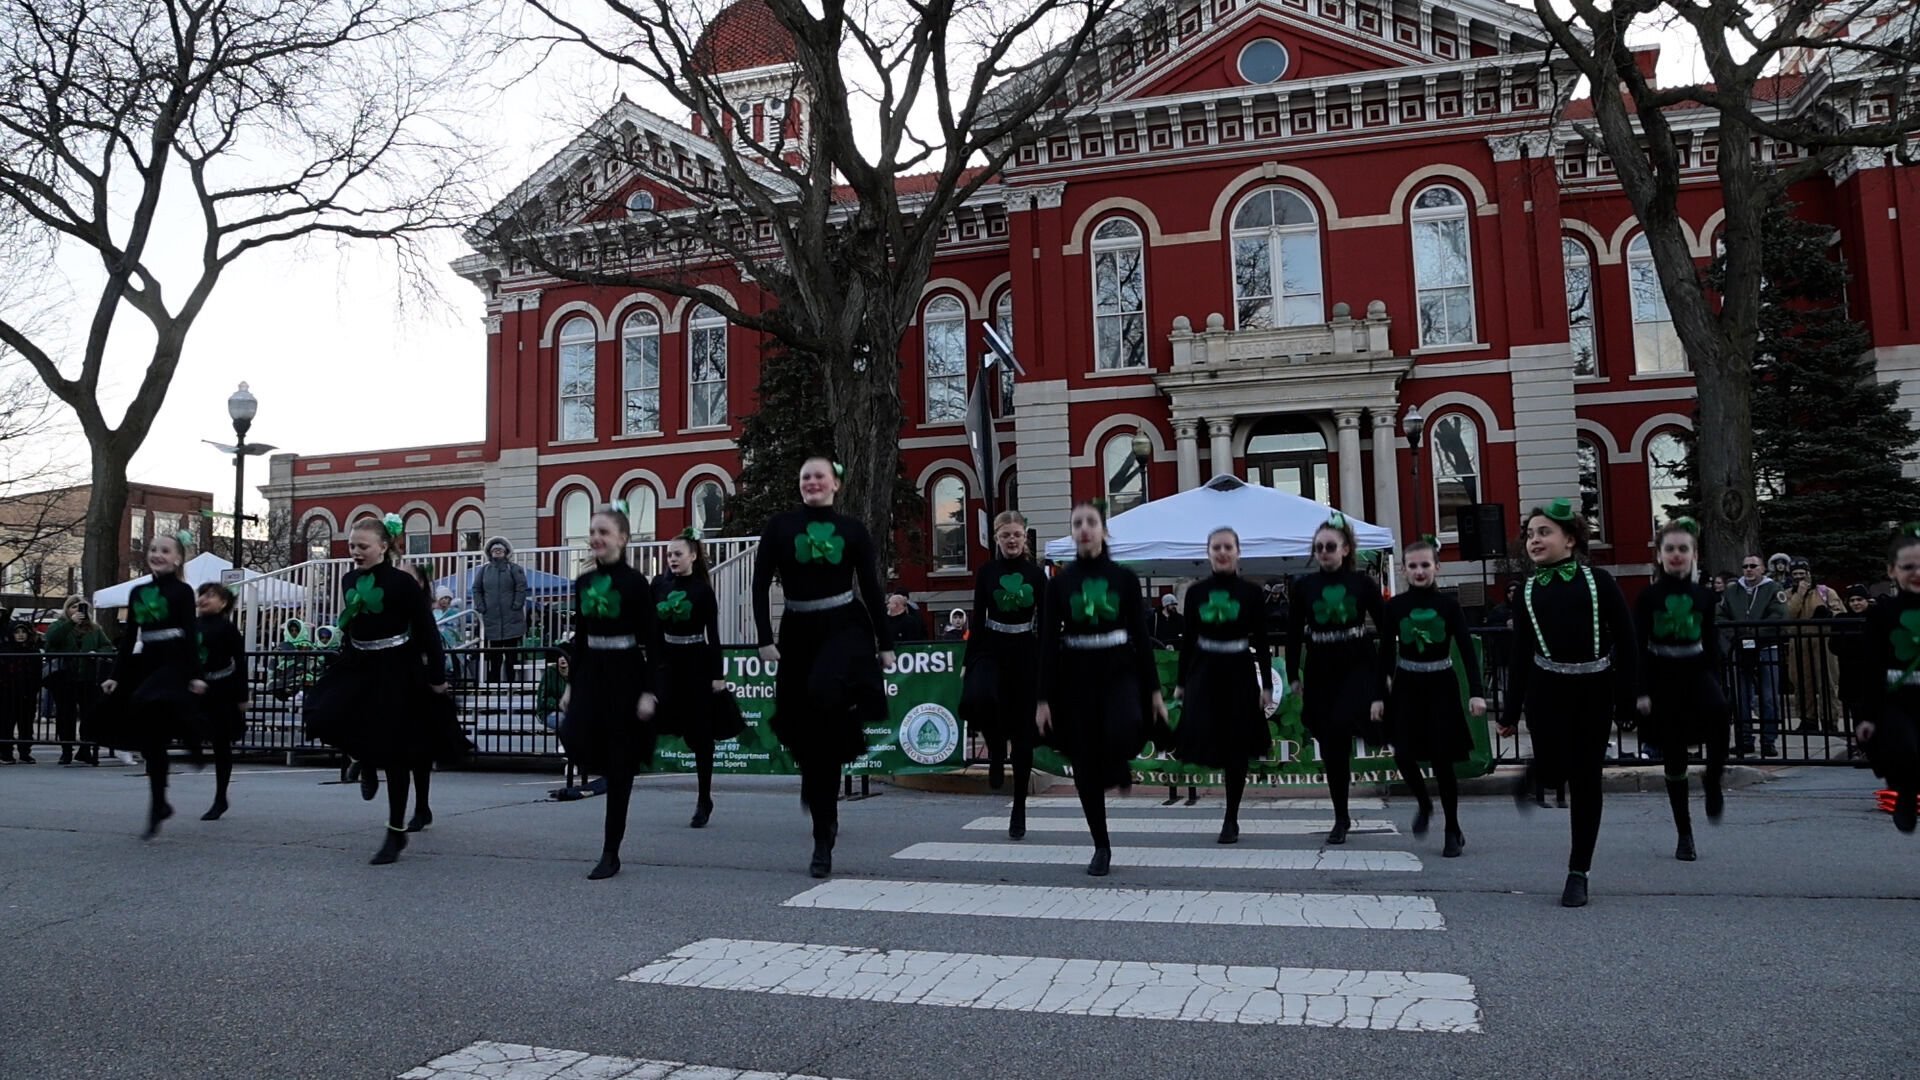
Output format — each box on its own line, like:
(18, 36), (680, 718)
(887, 763), (1782, 799)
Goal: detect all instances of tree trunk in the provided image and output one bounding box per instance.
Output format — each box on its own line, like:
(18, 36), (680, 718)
(826, 340), (905, 565)
(83, 451), (131, 629)
(1693, 338), (1759, 575)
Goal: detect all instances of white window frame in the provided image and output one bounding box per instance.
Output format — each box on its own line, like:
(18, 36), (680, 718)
(688, 306), (729, 429)
(1090, 218), (1148, 371)
(557, 317), (597, 441)
(1563, 237), (1599, 377)
(621, 484), (659, 542)
(403, 512), (432, 556)
(454, 510), (484, 553)
(1102, 434), (1149, 515)
(1230, 187), (1324, 330)
(1646, 431), (1688, 534)
(1410, 186), (1477, 347)
(625, 190), (655, 215)
(930, 474), (968, 571)
(1577, 438), (1606, 542)
(560, 489), (593, 549)
(303, 518), (332, 562)
(922, 295), (968, 423)
(622, 311), (662, 435)
(1627, 234), (1688, 373)
(993, 291), (1015, 415)
(1429, 412), (1481, 540)
(690, 480), (727, 539)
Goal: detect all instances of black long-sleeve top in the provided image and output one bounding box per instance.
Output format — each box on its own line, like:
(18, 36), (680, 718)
(652, 572), (723, 682)
(1037, 551), (1158, 705)
(338, 562), (445, 679)
(1858, 588), (1920, 726)
(196, 612), (246, 703)
(1285, 567), (1387, 686)
(1633, 573), (1721, 698)
(1377, 585), (1484, 697)
(1501, 559), (1636, 729)
(119, 573), (204, 681)
(572, 558), (655, 672)
(1177, 573), (1272, 692)
(962, 556), (1048, 669)
(752, 506), (892, 651)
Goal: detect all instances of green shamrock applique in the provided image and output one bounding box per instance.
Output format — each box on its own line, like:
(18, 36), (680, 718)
(581, 574), (622, 619)
(1199, 590), (1240, 625)
(993, 574), (1034, 613)
(1892, 610), (1920, 669)
(338, 575), (385, 627)
(1654, 594), (1702, 642)
(656, 589), (691, 622)
(1312, 584), (1355, 625)
(1069, 579), (1119, 624)
(130, 587), (169, 627)
(1400, 607), (1444, 648)
(795, 521), (845, 565)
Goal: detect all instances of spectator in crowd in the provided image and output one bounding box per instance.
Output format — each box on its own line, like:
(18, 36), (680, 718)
(470, 536), (530, 683)
(943, 608), (969, 641)
(1, 620), (40, 763)
(43, 597), (112, 765)
(1783, 558), (1844, 733)
(1720, 552), (1788, 757)
(1152, 592), (1184, 650)
(537, 652), (570, 733)
(884, 593), (924, 643)
(1829, 585), (1874, 761)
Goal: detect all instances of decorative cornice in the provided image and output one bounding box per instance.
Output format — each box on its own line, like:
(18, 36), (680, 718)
(1487, 132), (1552, 162)
(1032, 183), (1066, 210)
(1828, 145), (1890, 184)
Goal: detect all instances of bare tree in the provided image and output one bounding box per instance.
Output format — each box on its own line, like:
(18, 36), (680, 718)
(1533, 0), (1920, 570)
(489, 0), (1124, 536)
(0, 0), (488, 600)
(0, 369), (86, 596)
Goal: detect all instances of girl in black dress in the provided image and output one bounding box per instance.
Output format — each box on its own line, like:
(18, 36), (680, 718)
(1371, 537), (1485, 858)
(1633, 518), (1728, 861)
(1172, 527), (1273, 845)
(1036, 500), (1165, 877)
(1286, 511), (1387, 845)
(1856, 525), (1920, 834)
(1499, 499), (1637, 907)
(303, 515), (458, 865)
(195, 583), (247, 822)
(97, 532), (207, 838)
(561, 504), (658, 879)
(653, 529), (739, 829)
(752, 456), (895, 879)
(961, 510), (1049, 839)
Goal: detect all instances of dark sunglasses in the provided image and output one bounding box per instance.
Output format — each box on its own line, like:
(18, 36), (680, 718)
(1742, 562), (1762, 569)
(1312, 541), (1342, 553)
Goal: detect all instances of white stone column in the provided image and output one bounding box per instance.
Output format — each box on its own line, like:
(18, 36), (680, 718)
(1206, 418), (1235, 482)
(1174, 419), (1202, 491)
(1335, 410), (1365, 515)
(1370, 411), (1403, 544)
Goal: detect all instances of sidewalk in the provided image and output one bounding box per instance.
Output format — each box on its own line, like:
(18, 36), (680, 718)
(893, 762), (1783, 799)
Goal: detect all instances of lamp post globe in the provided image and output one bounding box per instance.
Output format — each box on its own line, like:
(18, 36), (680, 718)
(228, 383), (258, 568)
(1130, 428), (1152, 465)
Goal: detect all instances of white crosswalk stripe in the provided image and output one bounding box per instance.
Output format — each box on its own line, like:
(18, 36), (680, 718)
(964, 815), (1399, 835)
(893, 840), (1424, 872)
(398, 1040), (857, 1079)
(1013, 796), (1389, 811)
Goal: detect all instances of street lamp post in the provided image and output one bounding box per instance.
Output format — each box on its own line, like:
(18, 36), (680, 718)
(1129, 428), (1152, 511)
(205, 383), (276, 569)
(1402, 405), (1426, 546)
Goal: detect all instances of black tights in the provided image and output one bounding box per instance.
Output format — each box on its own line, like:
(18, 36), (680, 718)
(1395, 755), (1460, 828)
(694, 743), (714, 804)
(1001, 741), (1034, 809)
(603, 773), (635, 856)
(1566, 762), (1604, 873)
(384, 767), (413, 831)
(146, 754), (169, 817)
(800, 760), (841, 851)
(1320, 739), (1353, 826)
(1660, 737), (1727, 835)
(411, 764), (432, 816)
(1223, 763), (1248, 825)
(1073, 769), (1110, 850)
(210, 738), (233, 808)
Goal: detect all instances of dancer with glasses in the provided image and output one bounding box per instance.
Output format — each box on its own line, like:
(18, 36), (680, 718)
(1633, 518), (1728, 860)
(1286, 511), (1387, 845)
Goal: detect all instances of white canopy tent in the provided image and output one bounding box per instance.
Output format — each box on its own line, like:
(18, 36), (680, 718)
(92, 552), (304, 609)
(1044, 475), (1397, 579)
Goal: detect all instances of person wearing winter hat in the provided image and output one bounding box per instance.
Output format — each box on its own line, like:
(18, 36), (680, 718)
(470, 537), (529, 683)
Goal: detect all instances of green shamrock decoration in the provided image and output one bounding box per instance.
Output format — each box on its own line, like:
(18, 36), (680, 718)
(1199, 590), (1240, 625)
(130, 587), (170, 627)
(1654, 594), (1702, 642)
(1312, 584), (1354, 625)
(338, 574), (385, 626)
(656, 589), (692, 622)
(794, 521), (845, 565)
(1534, 562), (1579, 586)
(580, 574), (622, 619)
(1400, 607), (1444, 648)
(1069, 578), (1119, 624)
(1892, 610), (1920, 666)
(993, 574), (1034, 613)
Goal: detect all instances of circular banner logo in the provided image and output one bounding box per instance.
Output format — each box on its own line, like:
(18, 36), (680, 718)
(898, 702), (960, 766)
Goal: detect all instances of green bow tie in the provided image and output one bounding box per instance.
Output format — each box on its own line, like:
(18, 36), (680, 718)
(1534, 562), (1580, 586)
(130, 588), (169, 627)
(1312, 584), (1355, 625)
(1654, 594), (1702, 643)
(580, 574), (621, 619)
(656, 589), (691, 622)
(1069, 579), (1119, 624)
(1199, 590), (1240, 625)
(795, 521), (845, 565)
(993, 574), (1034, 613)
(338, 575), (385, 627)
(1401, 607), (1444, 648)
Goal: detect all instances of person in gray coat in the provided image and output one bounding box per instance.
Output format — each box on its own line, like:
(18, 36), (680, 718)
(471, 536), (530, 682)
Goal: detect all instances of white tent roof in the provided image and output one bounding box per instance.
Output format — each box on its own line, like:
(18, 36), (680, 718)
(92, 552), (303, 609)
(1043, 475), (1396, 577)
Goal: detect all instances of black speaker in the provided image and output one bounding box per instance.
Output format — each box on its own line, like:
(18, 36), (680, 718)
(1456, 503), (1507, 561)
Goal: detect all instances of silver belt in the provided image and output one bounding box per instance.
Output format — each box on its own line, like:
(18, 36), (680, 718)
(138, 628), (185, 643)
(1649, 642), (1704, 659)
(1535, 653), (1612, 675)
(985, 617), (1034, 634)
(352, 633), (410, 651)
(1397, 656), (1453, 673)
(1309, 626), (1367, 644)
(1887, 669), (1920, 688)
(663, 632), (706, 646)
(1063, 629), (1129, 650)
(1197, 637), (1249, 655)
(786, 590), (854, 613)
(587, 634), (638, 650)
(205, 661), (237, 680)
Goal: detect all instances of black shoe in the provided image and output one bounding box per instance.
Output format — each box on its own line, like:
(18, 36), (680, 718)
(143, 802), (174, 840)
(1326, 820), (1350, 845)
(1217, 820), (1240, 845)
(1561, 872), (1589, 908)
(1513, 773), (1536, 811)
(1895, 796), (1918, 835)
(1009, 806), (1026, 841)
(1162, 791), (1181, 806)
(588, 852), (621, 880)
(1704, 777), (1725, 820)
(370, 828), (407, 865)
(1555, 791), (1568, 809)
(1087, 848), (1111, 877)
(78, 749), (98, 766)
(690, 800), (713, 828)
(359, 769), (380, 801)
(988, 760), (1005, 790)
(405, 809), (433, 833)
(1761, 744), (1779, 759)
(201, 799), (229, 822)
(809, 847), (833, 879)
(60, 753), (76, 765)
(18, 753), (35, 765)
(1675, 834), (1697, 861)
(1185, 789), (1200, 806)
(1442, 828), (1465, 858)
(1412, 804), (1432, 838)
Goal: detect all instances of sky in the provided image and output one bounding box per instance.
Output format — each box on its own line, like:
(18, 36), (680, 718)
(10, 1), (1707, 516)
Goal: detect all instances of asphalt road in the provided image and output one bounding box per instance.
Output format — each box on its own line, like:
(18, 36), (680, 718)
(1, 759), (1914, 1079)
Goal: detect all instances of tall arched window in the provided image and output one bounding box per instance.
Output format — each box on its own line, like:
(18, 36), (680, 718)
(1090, 218), (1147, 370)
(1577, 438), (1605, 541)
(560, 489), (593, 549)
(1231, 187), (1323, 329)
(1430, 412), (1481, 537)
(302, 518), (332, 562)
(1646, 431), (1688, 531)
(622, 311), (661, 435)
(620, 483), (659, 541)
(922, 295), (968, 422)
(1627, 235), (1686, 373)
(557, 317), (596, 441)
(1410, 186), (1476, 346)
(993, 291), (1015, 415)
(688, 305), (729, 428)
(1103, 433), (1148, 515)
(690, 480), (727, 538)
(454, 509), (484, 552)
(930, 474), (967, 570)
(1563, 237), (1599, 377)
(403, 511), (432, 556)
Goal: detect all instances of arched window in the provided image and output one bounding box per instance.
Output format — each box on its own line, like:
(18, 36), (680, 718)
(1563, 237), (1598, 377)
(625, 190), (655, 215)
(1577, 438), (1605, 541)
(690, 480), (727, 539)
(1646, 431), (1688, 532)
(403, 511), (432, 556)
(620, 483), (659, 541)
(454, 509), (484, 552)
(1430, 412), (1481, 537)
(557, 317), (596, 441)
(1627, 235), (1686, 373)
(1103, 433), (1149, 515)
(1231, 187), (1323, 329)
(930, 474), (967, 570)
(622, 311), (661, 435)
(302, 518), (332, 562)
(922, 295), (968, 422)
(1090, 218), (1147, 370)
(1410, 186), (1476, 346)
(688, 305), (729, 428)
(993, 291), (1015, 415)
(560, 489), (592, 549)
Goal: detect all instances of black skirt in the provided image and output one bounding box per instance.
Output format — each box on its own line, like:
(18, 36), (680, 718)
(654, 644), (746, 746)
(1174, 651), (1270, 768)
(1866, 698), (1920, 785)
(1386, 667), (1473, 763)
(1301, 643), (1381, 747)
(560, 645), (656, 777)
(304, 647), (470, 769)
(771, 606), (884, 768)
(961, 644), (1040, 749)
(1643, 661), (1728, 748)
(1046, 645), (1149, 789)
(1522, 669), (1616, 788)
(87, 659), (198, 757)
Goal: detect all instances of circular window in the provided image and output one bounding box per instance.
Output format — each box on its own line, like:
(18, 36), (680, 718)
(1237, 38), (1290, 84)
(625, 190), (655, 215)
